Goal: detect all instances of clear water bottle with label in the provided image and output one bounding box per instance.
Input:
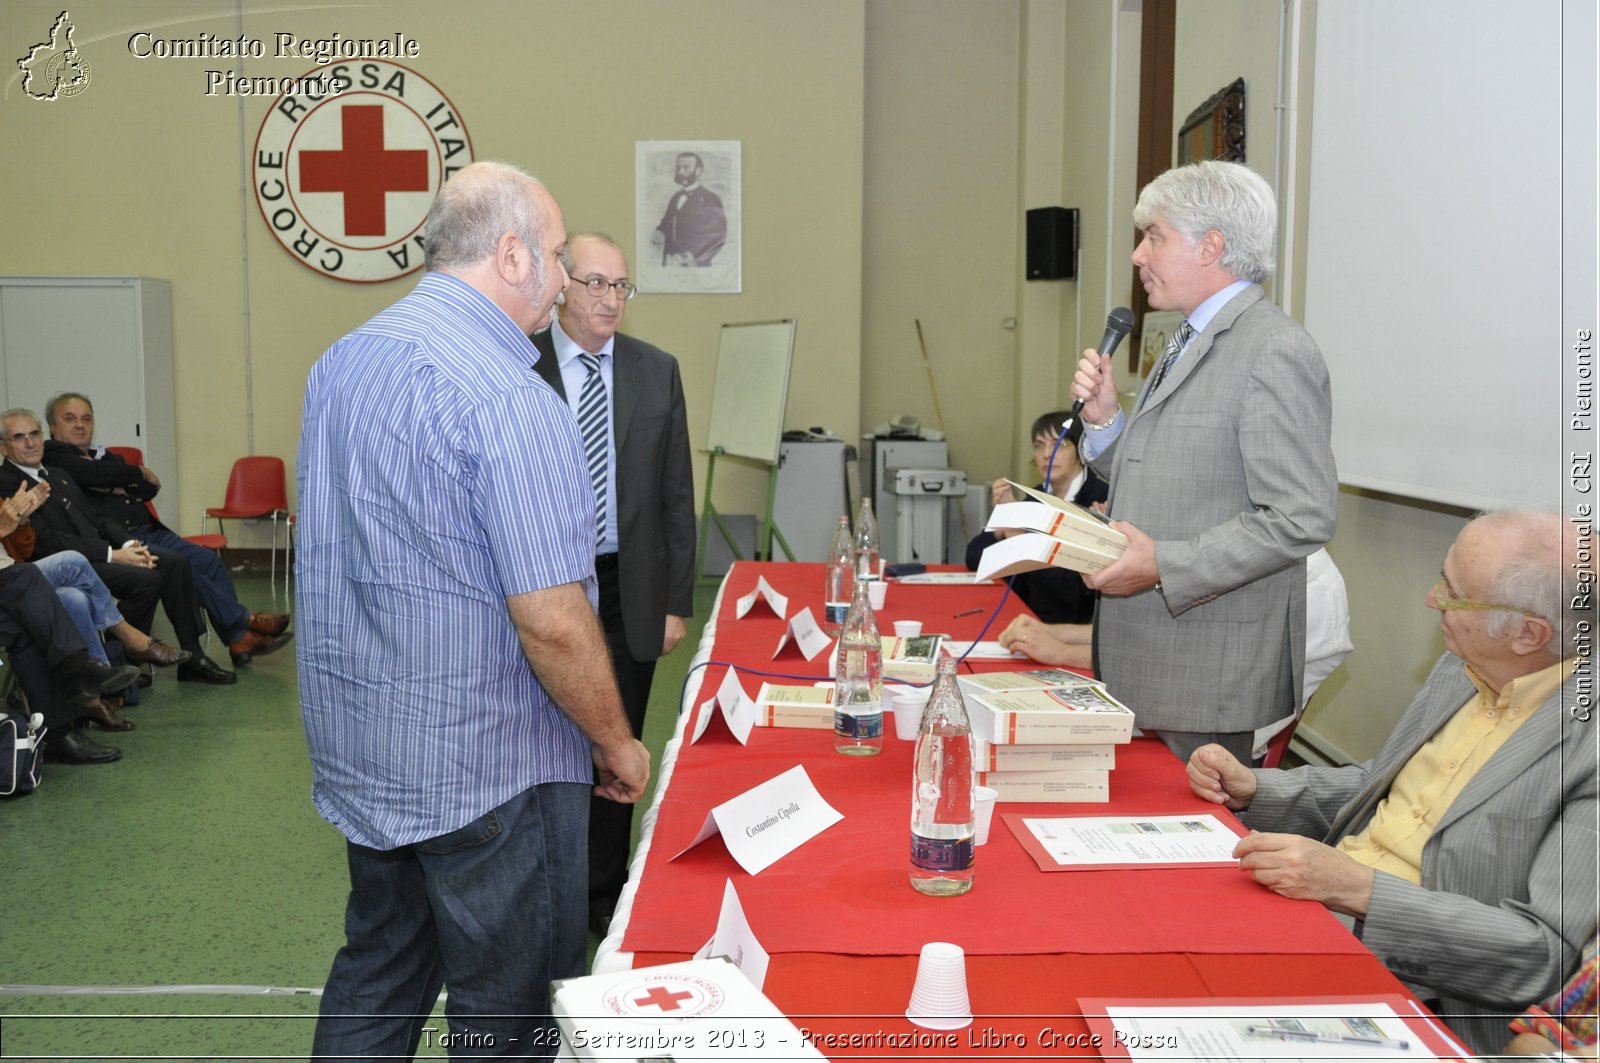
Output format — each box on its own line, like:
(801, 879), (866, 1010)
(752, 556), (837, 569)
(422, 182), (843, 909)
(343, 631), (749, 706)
(910, 654), (975, 895)
(833, 576), (883, 756)
(823, 515), (854, 635)
(854, 497), (880, 581)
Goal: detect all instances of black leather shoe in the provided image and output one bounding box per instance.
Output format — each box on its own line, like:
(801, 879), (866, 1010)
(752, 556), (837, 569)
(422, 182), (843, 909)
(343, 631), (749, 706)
(177, 655), (237, 685)
(45, 727), (123, 764)
(60, 653), (141, 705)
(78, 696), (135, 731)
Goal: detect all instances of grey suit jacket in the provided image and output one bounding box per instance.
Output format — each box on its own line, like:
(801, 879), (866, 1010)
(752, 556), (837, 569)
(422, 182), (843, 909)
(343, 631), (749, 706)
(1246, 654), (1598, 1053)
(531, 329), (697, 661)
(1088, 286), (1338, 733)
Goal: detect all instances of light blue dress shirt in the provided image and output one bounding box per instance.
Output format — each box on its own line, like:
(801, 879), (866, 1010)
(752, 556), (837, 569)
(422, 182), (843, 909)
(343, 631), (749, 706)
(296, 272), (597, 850)
(549, 315), (620, 556)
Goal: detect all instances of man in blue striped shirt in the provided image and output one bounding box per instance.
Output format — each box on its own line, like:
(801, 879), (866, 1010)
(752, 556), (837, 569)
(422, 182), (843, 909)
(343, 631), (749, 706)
(297, 160), (650, 1061)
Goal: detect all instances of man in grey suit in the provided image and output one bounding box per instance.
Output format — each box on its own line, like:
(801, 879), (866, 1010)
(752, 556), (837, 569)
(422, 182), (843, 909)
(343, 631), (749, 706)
(1071, 161), (1338, 764)
(1188, 507), (1594, 1054)
(531, 233), (696, 933)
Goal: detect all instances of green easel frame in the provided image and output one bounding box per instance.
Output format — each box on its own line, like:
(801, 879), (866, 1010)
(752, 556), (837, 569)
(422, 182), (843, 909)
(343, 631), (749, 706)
(697, 446), (796, 586)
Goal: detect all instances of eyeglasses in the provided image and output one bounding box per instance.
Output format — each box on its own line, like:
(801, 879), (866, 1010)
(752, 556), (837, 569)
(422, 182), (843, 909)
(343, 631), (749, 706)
(5, 429), (41, 445)
(576, 276), (637, 301)
(1429, 574), (1524, 614)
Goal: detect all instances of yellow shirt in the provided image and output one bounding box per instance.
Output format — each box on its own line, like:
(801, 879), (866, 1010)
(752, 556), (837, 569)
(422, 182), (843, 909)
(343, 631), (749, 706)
(1337, 658), (1573, 884)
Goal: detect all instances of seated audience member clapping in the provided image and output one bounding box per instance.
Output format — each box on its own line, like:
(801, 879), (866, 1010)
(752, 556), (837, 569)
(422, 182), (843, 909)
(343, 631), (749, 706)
(43, 392), (291, 667)
(965, 409), (1107, 624)
(0, 407), (236, 685)
(1186, 508), (1594, 1054)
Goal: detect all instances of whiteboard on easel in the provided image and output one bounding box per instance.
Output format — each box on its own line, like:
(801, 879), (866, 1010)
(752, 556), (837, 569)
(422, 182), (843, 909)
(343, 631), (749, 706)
(704, 319), (796, 464)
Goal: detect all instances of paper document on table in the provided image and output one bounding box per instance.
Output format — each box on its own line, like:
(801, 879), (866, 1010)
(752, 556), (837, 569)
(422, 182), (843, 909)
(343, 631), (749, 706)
(735, 575), (789, 620)
(1079, 996), (1465, 1060)
(943, 639), (1029, 660)
(891, 570), (991, 584)
(1006, 812), (1245, 871)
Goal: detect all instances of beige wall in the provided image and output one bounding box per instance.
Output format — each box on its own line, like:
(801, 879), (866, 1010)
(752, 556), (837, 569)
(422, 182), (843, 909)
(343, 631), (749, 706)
(862, 0), (1021, 499)
(0, 0), (1540, 763)
(0, 0), (866, 548)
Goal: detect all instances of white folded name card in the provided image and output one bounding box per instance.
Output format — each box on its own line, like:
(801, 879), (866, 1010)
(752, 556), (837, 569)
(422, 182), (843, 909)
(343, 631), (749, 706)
(735, 575), (789, 620)
(772, 606), (832, 661)
(691, 667), (756, 746)
(672, 764), (843, 875)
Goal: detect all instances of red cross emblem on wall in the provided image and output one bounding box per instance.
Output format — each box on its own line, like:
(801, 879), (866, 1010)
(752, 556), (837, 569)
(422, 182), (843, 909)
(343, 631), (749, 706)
(252, 61), (475, 283)
(299, 106), (430, 236)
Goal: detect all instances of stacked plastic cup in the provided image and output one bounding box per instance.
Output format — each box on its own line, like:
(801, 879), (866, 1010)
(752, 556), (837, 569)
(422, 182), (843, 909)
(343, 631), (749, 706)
(906, 941), (974, 1030)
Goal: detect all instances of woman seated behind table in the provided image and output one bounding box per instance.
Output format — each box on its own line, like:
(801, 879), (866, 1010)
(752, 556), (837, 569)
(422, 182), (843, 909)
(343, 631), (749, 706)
(965, 409), (1107, 630)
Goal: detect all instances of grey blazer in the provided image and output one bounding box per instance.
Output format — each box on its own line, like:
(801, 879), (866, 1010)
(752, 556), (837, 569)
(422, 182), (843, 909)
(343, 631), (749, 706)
(1246, 654), (1598, 1053)
(531, 329), (697, 661)
(1088, 286), (1338, 733)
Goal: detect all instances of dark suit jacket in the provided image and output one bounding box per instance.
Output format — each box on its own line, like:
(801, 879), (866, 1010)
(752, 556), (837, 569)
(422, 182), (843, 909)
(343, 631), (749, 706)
(655, 185), (726, 266)
(0, 459), (128, 560)
(531, 329), (697, 662)
(42, 439), (162, 534)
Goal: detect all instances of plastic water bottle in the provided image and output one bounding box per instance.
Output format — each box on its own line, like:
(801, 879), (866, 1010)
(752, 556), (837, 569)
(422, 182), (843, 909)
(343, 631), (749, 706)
(823, 515), (854, 634)
(910, 654), (975, 895)
(855, 497), (880, 581)
(833, 576), (883, 756)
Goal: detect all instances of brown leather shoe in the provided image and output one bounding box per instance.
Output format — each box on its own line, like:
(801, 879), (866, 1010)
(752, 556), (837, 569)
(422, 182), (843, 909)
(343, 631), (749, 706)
(124, 638), (191, 668)
(229, 630), (293, 667)
(247, 613), (291, 637)
(78, 696), (134, 731)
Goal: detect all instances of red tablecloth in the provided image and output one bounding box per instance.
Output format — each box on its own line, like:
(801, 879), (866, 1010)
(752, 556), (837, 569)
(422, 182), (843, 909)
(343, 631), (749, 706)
(617, 562), (1417, 1054)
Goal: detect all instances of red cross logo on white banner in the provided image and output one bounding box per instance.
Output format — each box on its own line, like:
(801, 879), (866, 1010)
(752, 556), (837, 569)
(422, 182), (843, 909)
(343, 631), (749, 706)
(253, 61), (474, 283)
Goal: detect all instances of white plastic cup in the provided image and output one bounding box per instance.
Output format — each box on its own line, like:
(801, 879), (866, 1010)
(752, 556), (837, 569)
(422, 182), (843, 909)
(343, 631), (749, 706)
(867, 580), (888, 611)
(892, 693), (925, 740)
(973, 785), (999, 845)
(893, 619), (923, 638)
(906, 941), (973, 1030)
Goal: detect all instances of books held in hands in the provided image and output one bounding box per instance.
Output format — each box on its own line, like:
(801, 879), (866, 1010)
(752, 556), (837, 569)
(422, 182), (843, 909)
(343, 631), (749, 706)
(975, 481), (1126, 580)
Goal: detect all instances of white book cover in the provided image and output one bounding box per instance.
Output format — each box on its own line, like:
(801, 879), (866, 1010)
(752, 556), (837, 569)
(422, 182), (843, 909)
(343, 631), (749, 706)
(976, 768), (1110, 802)
(967, 684), (1136, 745)
(972, 736), (1116, 771)
(976, 527), (1123, 580)
(553, 957), (826, 1060)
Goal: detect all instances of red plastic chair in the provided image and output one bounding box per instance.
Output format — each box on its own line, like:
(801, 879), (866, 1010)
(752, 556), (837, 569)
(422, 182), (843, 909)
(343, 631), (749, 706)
(204, 456), (289, 586)
(105, 446), (227, 553)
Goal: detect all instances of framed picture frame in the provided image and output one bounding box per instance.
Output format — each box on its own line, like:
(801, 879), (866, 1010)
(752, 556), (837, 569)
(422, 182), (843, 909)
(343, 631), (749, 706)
(1127, 310), (1186, 396)
(1177, 77), (1246, 165)
(635, 140), (741, 294)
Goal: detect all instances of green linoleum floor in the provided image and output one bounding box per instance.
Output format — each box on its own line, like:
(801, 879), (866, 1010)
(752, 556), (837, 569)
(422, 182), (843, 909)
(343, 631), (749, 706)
(1, 570), (712, 1060)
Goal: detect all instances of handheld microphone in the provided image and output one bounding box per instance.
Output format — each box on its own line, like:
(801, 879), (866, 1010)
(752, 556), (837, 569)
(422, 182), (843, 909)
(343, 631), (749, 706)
(1067, 306), (1135, 425)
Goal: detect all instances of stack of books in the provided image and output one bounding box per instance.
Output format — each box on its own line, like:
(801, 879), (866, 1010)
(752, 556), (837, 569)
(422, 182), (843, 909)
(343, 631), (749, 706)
(957, 668), (1135, 802)
(975, 480), (1127, 580)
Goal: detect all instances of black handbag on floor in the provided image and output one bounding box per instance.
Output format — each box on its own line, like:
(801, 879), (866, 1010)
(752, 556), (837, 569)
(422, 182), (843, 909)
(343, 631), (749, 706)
(1, 710), (45, 796)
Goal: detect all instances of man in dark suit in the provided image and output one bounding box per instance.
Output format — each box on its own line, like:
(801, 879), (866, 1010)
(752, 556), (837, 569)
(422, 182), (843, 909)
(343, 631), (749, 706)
(531, 233), (696, 932)
(41, 392), (291, 666)
(1070, 161), (1338, 765)
(0, 407), (235, 684)
(651, 152), (726, 267)
(1188, 507), (1593, 1054)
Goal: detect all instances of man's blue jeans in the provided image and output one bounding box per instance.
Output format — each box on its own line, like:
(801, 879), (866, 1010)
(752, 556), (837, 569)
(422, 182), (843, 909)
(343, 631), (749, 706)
(312, 782), (589, 1061)
(34, 551), (123, 665)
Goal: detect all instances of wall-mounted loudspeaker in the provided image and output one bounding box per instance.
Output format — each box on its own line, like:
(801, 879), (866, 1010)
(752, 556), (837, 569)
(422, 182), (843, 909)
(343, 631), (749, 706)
(1025, 206), (1078, 280)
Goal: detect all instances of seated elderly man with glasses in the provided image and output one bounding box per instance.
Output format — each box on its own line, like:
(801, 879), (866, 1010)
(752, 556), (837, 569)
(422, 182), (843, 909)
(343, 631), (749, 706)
(1187, 506), (1594, 1055)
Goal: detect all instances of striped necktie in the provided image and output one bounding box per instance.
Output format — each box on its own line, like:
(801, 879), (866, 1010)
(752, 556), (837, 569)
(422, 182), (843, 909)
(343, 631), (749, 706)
(1142, 319), (1195, 407)
(576, 353), (608, 544)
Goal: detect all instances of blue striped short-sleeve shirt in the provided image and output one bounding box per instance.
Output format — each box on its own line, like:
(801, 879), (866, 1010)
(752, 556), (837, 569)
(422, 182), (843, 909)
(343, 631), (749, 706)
(296, 272), (597, 850)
